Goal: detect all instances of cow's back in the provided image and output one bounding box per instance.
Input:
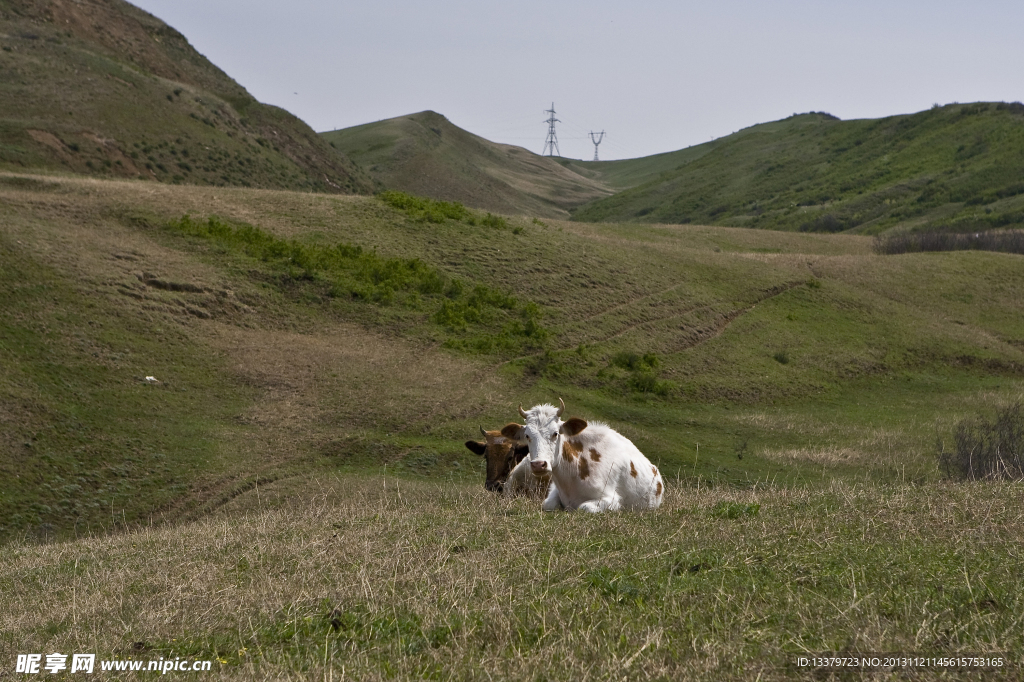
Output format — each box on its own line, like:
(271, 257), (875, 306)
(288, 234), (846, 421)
(558, 422), (663, 511)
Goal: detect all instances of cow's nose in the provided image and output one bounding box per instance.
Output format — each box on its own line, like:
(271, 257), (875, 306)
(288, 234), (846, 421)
(485, 480), (503, 493)
(530, 461), (548, 474)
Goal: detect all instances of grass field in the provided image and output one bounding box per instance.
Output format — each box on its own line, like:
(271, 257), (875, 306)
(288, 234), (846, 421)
(1, 170), (1023, 678)
(2, 476), (1022, 680)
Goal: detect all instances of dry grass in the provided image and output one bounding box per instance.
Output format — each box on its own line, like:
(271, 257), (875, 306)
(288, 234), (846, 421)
(209, 322), (507, 446)
(2, 477), (1022, 680)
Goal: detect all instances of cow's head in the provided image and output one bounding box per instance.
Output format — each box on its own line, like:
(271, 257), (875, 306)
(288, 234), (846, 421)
(501, 398), (587, 476)
(465, 426), (530, 493)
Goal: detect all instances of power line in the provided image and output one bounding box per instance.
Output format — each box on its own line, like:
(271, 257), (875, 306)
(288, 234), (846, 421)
(542, 103), (560, 157)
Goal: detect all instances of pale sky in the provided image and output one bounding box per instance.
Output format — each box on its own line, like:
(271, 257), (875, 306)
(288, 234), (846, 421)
(131, 0), (1023, 161)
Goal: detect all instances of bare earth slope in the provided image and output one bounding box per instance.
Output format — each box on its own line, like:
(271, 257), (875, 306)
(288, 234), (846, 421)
(321, 111), (612, 218)
(0, 0), (372, 193)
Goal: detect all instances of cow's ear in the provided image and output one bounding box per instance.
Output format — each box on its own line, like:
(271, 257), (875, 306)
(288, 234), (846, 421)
(513, 444), (530, 463)
(465, 440), (487, 456)
(501, 423), (524, 440)
(561, 417), (588, 436)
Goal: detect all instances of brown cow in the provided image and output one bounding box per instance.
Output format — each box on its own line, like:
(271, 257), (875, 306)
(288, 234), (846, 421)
(465, 426), (549, 497)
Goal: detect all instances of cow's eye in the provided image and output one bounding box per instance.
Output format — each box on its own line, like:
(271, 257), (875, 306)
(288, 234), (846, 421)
(550, 432), (557, 441)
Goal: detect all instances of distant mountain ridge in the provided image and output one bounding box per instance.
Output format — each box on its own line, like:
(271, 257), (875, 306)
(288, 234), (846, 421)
(0, 0), (372, 193)
(321, 111), (612, 218)
(326, 103), (1024, 235)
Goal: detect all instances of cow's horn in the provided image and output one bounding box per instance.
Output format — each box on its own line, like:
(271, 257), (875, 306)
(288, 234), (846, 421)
(479, 425), (487, 436)
(556, 397), (565, 418)
(518, 404), (528, 419)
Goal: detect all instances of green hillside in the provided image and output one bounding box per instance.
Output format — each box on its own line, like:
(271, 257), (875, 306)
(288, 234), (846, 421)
(3, 172), (1023, 542)
(321, 111), (612, 218)
(572, 104), (1024, 234)
(563, 143), (723, 192)
(0, 0), (372, 193)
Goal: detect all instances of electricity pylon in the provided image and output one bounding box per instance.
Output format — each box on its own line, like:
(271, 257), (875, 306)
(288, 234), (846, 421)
(589, 130), (605, 161)
(542, 103), (560, 157)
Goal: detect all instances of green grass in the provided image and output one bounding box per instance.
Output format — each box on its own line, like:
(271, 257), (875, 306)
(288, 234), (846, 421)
(2, 476), (1021, 680)
(0, 230), (252, 540)
(572, 104), (1024, 236)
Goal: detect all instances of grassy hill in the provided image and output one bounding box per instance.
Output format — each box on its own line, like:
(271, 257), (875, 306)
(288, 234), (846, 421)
(3, 171), (1023, 544)
(321, 111), (612, 218)
(563, 143), (724, 193)
(3, 171), (1024, 677)
(0, 0), (372, 193)
(572, 104), (1024, 234)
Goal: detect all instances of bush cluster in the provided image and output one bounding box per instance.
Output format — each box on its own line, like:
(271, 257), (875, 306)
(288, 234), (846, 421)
(938, 403), (1024, 480)
(480, 213), (509, 229)
(377, 190), (470, 223)
(611, 352), (659, 372)
(172, 215), (451, 303)
(378, 191), (520, 231)
(604, 352), (675, 396)
(799, 213), (850, 233)
(874, 229), (1024, 255)
(169, 216), (548, 355)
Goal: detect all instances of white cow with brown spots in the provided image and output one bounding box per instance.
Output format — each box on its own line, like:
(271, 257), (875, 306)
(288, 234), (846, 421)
(501, 400), (664, 513)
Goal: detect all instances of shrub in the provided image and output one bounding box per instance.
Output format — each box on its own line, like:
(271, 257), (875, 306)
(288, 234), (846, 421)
(938, 403), (1024, 480)
(480, 213), (508, 229)
(874, 229), (1024, 256)
(996, 101), (1024, 115)
(611, 352), (659, 372)
(377, 191), (470, 223)
(799, 213), (851, 233)
(604, 352), (674, 396)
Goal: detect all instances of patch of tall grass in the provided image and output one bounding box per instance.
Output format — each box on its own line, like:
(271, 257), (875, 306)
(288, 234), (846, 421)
(938, 402), (1024, 480)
